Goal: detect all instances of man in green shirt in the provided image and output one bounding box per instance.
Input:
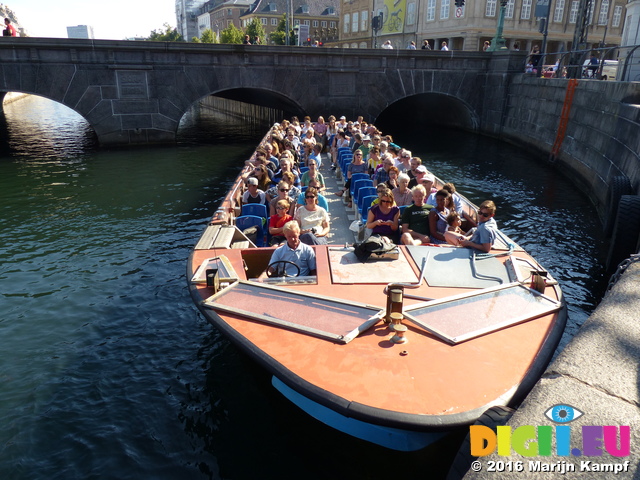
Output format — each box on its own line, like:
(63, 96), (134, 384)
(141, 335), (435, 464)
(400, 185), (433, 245)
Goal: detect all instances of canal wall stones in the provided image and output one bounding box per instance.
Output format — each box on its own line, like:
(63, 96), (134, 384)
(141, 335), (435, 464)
(495, 75), (640, 215)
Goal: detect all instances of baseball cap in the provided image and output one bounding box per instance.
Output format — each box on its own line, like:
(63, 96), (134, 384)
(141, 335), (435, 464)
(415, 166), (428, 174)
(247, 177), (258, 185)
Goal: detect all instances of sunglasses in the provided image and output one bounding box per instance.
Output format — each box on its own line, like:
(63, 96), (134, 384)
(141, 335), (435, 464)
(380, 200), (392, 204)
(279, 188), (289, 192)
(402, 156), (410, 159)
(305, 195), (316, 199)
(479, 212), (492, 218)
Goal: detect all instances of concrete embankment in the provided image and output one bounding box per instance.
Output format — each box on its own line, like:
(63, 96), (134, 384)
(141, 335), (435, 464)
(459, 258), (640, 479)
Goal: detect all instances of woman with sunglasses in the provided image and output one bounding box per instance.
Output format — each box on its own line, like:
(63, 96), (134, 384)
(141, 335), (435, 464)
(300, 160), (325, 192)
(268, 181), (295, 216)
(251, 164), (273, 191)
(366, 188), (400, 243)
(294, 187), (330, 245)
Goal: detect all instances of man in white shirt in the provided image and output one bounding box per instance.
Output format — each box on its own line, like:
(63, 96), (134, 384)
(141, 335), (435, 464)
(266, 221), (317, 276)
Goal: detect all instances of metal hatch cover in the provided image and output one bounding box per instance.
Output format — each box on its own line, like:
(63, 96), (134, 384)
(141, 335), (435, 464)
(407, 245), (511, 288)
(203, 281), (384, 343)
(403, 283), (562, 344)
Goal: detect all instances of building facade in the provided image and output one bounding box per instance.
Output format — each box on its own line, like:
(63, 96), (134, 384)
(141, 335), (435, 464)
(176, 0), (209, 40)
(337, 0), (624, 53)
(240, 0), (340, 45)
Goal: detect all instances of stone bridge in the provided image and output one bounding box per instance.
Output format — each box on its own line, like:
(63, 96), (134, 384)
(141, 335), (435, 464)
(0, 37), (513, 146)
(2, 37), (640, 249)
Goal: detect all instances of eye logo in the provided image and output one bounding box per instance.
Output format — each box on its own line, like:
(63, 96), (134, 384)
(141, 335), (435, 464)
(545, 404), (583, 423)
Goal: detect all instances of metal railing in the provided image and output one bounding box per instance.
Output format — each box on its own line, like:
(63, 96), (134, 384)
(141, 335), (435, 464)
(527, 44), (640, 82)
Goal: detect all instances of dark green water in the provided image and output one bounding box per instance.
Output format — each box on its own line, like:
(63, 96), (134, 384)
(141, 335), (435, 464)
(0, 95), (607, 480)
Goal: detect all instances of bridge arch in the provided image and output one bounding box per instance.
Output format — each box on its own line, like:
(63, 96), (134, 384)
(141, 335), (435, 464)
(376, 93), (479, 131)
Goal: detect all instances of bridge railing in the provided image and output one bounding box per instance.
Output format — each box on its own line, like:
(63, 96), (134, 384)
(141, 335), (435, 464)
(529, 44), (640, 82)
(0, 37), (500, 73)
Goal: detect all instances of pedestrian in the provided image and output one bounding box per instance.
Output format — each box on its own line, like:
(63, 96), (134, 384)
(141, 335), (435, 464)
(407, 41), (416, 50)
(382, 40), (393, 50)
(421, 40), (431, 50)
(3, 18), (17, 37)
(441, 41), (449, 51)
(243, 35), (251, 45)
(483, 41), (491, 51)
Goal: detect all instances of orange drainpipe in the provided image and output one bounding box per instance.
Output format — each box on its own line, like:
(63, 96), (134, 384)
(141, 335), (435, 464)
(549, 78), (579, 163)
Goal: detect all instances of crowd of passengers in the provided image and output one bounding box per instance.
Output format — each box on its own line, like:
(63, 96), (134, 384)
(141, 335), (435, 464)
(240, 115), (499, 257)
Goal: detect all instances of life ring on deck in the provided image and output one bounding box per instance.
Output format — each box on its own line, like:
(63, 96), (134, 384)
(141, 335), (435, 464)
(445, 405), (515, 480)
(606, 195), (640, 271)
(603, 176), (633, 237)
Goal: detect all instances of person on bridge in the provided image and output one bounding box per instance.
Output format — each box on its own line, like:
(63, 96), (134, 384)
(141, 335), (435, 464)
(441, 41), (449, 51)
(3, 18), (17, 37)
(382, 40), (393, 50)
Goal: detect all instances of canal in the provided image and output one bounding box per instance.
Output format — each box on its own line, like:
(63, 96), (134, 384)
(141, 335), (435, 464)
(0, 95), (608, 479)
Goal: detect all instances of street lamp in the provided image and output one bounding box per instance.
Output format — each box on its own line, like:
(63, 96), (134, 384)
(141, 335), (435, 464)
(487, 0), (510, 51)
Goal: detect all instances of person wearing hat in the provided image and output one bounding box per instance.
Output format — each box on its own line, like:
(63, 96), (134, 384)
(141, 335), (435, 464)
(357, 135), (372, 159)
(337, 116), (348, 130)
(407, 165), (431, 188)
(242, 176), (267, 205)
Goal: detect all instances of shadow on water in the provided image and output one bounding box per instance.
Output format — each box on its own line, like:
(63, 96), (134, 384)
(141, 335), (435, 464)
(0, 97), (609, 479)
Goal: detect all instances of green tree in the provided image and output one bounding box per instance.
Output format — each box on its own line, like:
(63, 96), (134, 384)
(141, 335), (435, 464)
(270, 14), (287, 45)
(147, 23), (183, 42)
(220, 23), (244, 44)
(245, 18), (266, 44)
(192, 28), (217, 43)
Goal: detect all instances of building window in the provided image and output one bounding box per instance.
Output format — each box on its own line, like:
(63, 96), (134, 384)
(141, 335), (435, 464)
(303, 20), (310, 26)
(352, 12), (359, 32)
(521, 0), (532, 19)
(330, 21), (336, 28)
(272, 18), (278, 25)
(441, 0), (450, 19)
(313, 20), (318, 27)
(612, 5), (622, 27)
(322, 20), (327, 27)
(553, 0), (565, 22)
(407, 2), (416, 24)
(361, 10), (368, 31)
(486, 0), (497, 17)
(505, 0), (514, 18)
(344, 14), (350, 33)
(261, 17), (267, 24)
(569, 0), (579, 22)
(426, 0), (436, 21)
(227, 9), (232, 16)
(598, 0), (610, 25)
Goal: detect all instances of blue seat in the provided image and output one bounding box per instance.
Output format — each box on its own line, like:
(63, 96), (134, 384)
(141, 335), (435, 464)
(241, 203), (268, 220)
(236, 215), (265, 247)
(355, 187), (377, 211)
(359, 194), (378, 220)
(299, 166), (309, 175)
(350, 175), (372, 197)
(317, 194), (329, 213)
(339, 154), (353, 173)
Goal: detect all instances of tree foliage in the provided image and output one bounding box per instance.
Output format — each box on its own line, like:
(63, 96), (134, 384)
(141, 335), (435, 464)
(220, 23), (244, 44)
(245, 18), (266, 44)
(147, 23), (183, 42)
(270, 15), (288, 45)
(192, 28), (217, 43)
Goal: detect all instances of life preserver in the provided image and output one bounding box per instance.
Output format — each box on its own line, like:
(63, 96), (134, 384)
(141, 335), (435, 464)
(603, 175), (632, 237)
(606, 195), (640, 271)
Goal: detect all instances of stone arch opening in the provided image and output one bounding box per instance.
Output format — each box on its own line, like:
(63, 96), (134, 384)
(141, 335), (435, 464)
(177, 88), (305, 143)
(375, 93), (479, 131)
(1, 92), (98, 155)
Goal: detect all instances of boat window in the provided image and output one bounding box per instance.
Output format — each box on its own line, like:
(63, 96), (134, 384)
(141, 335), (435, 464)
(203, 281), (383, 343)
(403, 283), (562, 344)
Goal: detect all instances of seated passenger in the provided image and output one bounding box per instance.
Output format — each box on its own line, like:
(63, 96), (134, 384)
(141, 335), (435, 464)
(268, 181), (295, 216)
(428, 189), (451, 244)
(307, 143), (323, 168)
(300, 159), (325, 192)
(444, 211), (467, 246)
(373, 157), (394, 187)
(400, 185), (433, 245)
(382, 166), (400, 191)
(242, 177), (266, 205)
(366, 189), (400, 243)
(335, 149), (367, 201)
(268, 199), (294, 245)
(460, 200), (498, 253)
(266, 221), (317, 277)
(273, 155), (301, 187)
(392, 173), (413, 206)
(250, 164), (273, 191)
(294, 187), (330, 245)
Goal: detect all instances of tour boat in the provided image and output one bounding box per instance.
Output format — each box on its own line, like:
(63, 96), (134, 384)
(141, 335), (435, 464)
(187, 127), (567, 451)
